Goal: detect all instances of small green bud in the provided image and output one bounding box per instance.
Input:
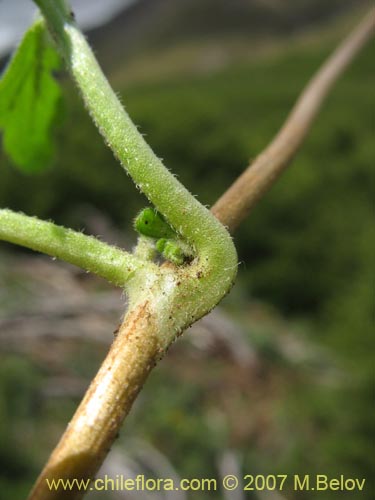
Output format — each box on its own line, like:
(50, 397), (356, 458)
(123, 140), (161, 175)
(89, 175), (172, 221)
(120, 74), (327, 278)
(155, 238), (167, 253)
(135, 207), (192, 265)
(160, 240), (185, 265)
(134, 208), (176, 239)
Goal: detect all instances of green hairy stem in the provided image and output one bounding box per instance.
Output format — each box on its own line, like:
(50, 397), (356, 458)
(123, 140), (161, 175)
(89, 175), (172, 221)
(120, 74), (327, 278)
(32, 0), (238, 313)
(0, 209), (148, 286)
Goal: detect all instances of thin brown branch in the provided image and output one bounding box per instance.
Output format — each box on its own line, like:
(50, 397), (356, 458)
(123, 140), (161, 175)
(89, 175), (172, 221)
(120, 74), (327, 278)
(211, 9), (375, 232)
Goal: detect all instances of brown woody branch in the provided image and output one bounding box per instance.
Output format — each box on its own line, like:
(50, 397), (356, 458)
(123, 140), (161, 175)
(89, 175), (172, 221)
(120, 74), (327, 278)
(28, 300), (159, 499)
(211, 9), (375, 232)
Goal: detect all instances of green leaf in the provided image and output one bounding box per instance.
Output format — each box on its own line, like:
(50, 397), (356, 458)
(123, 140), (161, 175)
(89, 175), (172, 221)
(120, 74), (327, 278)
(0, 20), (62, 172)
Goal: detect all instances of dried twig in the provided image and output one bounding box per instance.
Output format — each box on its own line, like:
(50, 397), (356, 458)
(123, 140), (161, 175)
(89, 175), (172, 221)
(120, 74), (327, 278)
(212, 9), (375, 232)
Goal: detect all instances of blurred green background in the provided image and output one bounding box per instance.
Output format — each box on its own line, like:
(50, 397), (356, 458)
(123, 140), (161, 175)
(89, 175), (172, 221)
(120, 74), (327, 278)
(0, 0), (374, 498)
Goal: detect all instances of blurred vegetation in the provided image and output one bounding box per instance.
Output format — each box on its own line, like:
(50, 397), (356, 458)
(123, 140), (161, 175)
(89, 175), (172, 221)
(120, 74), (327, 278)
(0, 6), (374, 500)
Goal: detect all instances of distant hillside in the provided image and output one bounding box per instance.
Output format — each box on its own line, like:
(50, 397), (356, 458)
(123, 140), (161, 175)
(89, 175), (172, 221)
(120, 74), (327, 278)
(87, 0), (369, 72)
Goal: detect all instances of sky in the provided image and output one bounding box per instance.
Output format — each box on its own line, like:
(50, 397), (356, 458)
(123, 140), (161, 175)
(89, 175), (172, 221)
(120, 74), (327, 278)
(0, 0), (136, 57)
